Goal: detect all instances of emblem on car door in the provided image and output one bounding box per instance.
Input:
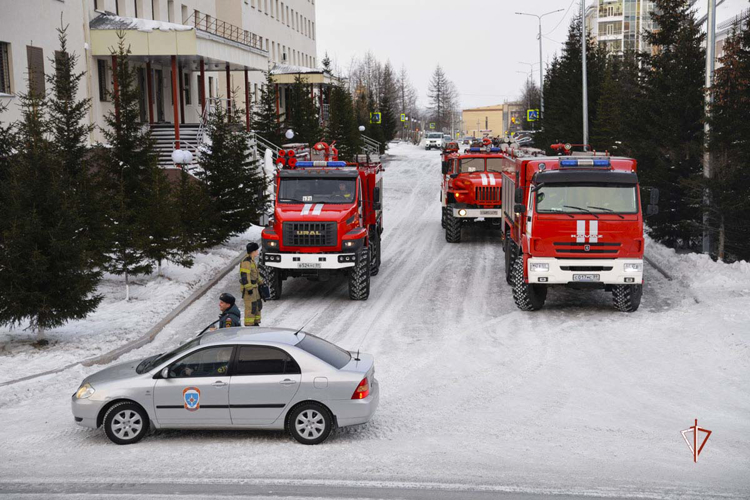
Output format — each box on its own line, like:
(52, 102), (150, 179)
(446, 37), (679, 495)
(183, 387), (200, 411)
(584, 244), (591, 252)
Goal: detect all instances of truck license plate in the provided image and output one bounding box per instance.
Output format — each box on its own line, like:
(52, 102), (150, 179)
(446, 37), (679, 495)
(480, 210), (499, 216)
(573, 274), (600, 282)
(298, 263), (321, 269)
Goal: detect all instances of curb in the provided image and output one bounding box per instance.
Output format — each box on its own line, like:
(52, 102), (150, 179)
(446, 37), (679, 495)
(0, 251), (245, 388)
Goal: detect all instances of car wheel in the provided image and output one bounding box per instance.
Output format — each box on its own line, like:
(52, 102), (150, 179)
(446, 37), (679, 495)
(103, 402), (149, 445)
(288, 403), (333, 445)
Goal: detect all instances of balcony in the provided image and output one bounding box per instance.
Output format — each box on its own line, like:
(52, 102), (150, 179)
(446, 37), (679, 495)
(186, 10), (264, 53)
(599, 8), (623, 19)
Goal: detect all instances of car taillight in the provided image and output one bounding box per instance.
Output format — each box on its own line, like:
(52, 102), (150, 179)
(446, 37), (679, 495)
(351, 377), (369, 400)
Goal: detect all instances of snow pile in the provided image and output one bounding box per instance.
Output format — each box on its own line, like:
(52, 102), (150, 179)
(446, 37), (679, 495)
(90, 14), (194, 33)
(0, 226), (262, 384)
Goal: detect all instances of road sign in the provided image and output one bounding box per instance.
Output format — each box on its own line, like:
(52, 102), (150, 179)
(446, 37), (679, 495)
(429, 123), (435, 129)
(527, 109), (540, 122)
(370, 112), (382, 124)
(400, 113), (406, 122)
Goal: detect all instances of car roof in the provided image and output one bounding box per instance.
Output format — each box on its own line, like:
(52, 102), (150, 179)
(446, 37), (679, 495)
(199, 327), (306, 347)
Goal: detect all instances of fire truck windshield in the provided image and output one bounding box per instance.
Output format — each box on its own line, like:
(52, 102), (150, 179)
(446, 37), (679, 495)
(278, 178), (356, 205)
(536, 185), (638, 214)
(459, 158), (505, 173)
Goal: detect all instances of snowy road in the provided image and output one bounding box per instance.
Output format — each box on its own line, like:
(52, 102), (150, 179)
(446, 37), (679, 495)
(1, 143), (749, 499)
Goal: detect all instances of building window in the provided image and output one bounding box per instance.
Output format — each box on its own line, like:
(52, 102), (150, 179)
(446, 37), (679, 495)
(208, 76), (214, 98)
(181, 4), (187, 23)
(26, 46), (45, 97)
(184, 73), (191, 104)
(167, 0), (173, 22)
(0, 42), (12, 94)
(97, 59), (109, 101)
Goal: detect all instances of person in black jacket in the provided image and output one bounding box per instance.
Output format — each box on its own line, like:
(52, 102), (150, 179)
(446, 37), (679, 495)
(218, 293), (241, 328)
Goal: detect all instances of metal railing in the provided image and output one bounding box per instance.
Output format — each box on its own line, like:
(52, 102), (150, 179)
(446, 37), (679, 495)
(599, 8), (623, 18)
(599, 28), (623, 37)
(185, 10), (266, 52)
(362, 134), (382, 155)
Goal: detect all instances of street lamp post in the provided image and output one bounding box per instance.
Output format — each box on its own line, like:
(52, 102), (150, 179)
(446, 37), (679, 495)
(581, 0), (589, 150)
(703, 0), (717, 254)
(515, 9), (564, 122)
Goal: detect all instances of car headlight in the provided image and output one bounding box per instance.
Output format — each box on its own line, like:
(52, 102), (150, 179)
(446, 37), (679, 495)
(458, 209), (467, 216)
(344, 240), (356, 247)
(624, 263), (642, 272)
(267, 240), (278, 248)
(530, 263), (549, 272)
(75, 383), (95, 399)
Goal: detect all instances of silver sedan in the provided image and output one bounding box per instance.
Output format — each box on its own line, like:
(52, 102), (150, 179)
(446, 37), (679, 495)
(71, 328), (379, 445)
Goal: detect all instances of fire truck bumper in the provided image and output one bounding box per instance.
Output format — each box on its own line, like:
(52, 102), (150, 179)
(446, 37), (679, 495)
(263, 253), (357, 270)
(452, 207), (502, 218)
(527, 257), (644, 285)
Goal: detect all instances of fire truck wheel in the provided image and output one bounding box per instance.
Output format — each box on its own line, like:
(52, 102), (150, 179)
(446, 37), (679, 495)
(260, 263), (283, 300)
(511, 255), (547, 311)
(612, 284), (642, 312)
(445, 214), (461, 243)
(505, 239), (515, 286)
(441, 207), (447, 229)
(369, 231), (381, 276)
(349, 247), (370, 300)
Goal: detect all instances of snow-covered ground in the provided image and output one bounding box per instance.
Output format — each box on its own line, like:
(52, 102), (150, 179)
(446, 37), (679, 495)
(0, 227), (261, 384)
(0, 143), (748, 499)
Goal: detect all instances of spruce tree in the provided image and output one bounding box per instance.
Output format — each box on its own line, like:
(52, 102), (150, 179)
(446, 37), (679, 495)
(0, 102), (15, 185)
(321, 52), (332, 74)
(704, 20), (750, 261)
(379, 62), (398, 144)
(326, 84), (362, 161)
(48, 25), (109, 267)
(174, 169), (213, 252)
(427, 65), (450, 130)
(286, 74), (322, 145)
(637, 0), (705, 249)
(199, 99), (267, 246)
(0, 72), (101, 338)
(254, 68), (282, 146)
(101, 34), (160, 297)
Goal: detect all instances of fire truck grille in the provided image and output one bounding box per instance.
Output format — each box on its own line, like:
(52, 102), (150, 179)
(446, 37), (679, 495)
(475, 186), (501, 203)
(560, 266), (614, 272)
(553, 242), (621, 256)
(283, 222), (337, 247)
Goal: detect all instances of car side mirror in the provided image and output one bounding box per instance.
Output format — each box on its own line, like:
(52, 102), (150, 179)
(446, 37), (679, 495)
(441, 161), (449, 175)
(649, 188), (660, 205)
(161, 367), (170, 379)
(647, 204), (659, 217)
(514, 203), (526, 214)
(514, 187), (525, 204)
(373, 186), (381, 203)
(449, 173), (459, 179)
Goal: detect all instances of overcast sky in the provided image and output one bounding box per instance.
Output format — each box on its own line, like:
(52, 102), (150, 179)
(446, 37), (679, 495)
(316, 0), (749, 110)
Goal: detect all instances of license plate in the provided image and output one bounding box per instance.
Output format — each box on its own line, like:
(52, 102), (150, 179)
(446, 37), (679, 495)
(573, 274), (600, 282)
(480, 210), (499, 216)
(298, 263), (321, 269)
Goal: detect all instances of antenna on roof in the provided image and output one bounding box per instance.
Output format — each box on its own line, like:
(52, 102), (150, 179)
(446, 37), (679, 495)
(355, 349), (360, 361)
(293, 309), (322, 336)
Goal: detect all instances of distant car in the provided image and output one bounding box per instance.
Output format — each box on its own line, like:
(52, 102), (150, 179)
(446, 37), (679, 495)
(71, 328), (379, 445)
(425, 132), (443, 150)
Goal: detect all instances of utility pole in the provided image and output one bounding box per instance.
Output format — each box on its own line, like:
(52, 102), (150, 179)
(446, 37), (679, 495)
(516, 9), (564, 122)
(581, 0), (589, 150)
(703, 0), (717, 254)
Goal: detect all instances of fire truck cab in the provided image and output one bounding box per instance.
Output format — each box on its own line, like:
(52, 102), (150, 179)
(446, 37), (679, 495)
(500, 150), (659, 312)
(260, 143), (384, 301)
(440, 140), (512, 243)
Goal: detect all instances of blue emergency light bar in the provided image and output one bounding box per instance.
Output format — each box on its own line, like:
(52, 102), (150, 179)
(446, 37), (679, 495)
(295, 161), (348, 167)
(559, 158), (611, 167)
(468, 147), (502, 153)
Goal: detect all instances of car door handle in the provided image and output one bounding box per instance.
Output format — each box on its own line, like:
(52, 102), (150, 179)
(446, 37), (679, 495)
(212, 381), (227, 387)
(280, 379), (297, 386)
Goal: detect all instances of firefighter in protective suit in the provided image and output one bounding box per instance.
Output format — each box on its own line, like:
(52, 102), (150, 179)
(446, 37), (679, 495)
(240, 242), (264, 326)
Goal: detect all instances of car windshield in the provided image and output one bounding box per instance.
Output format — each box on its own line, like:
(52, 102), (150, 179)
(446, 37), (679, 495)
(536, 185), (638, 214)
(427, 133), (442, 139)
(486, 158), (506, 173)
(296, 333), (352, 369)
(136, 337), (202, 374)
(278, 178), (356, 205)
(459, 158), (505, 173)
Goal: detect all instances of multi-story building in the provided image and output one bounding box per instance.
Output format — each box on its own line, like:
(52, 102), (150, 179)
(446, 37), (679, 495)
(0, 0), (325, 164)
(462, 102), (526, 139)
(588, 0), (657, 55)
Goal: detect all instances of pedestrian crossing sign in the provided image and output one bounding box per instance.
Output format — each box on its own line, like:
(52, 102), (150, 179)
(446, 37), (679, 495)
(370, 112), (382, 124)
(527, 109), (540, 122)
(429, 123), (435, 129)
(400, 114), (406, 122)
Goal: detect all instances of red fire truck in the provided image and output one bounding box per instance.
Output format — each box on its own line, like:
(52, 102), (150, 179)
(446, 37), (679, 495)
(500, 149), (659, 312)
(440, 139), (512, 243)
(259, 142), (384, 301)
